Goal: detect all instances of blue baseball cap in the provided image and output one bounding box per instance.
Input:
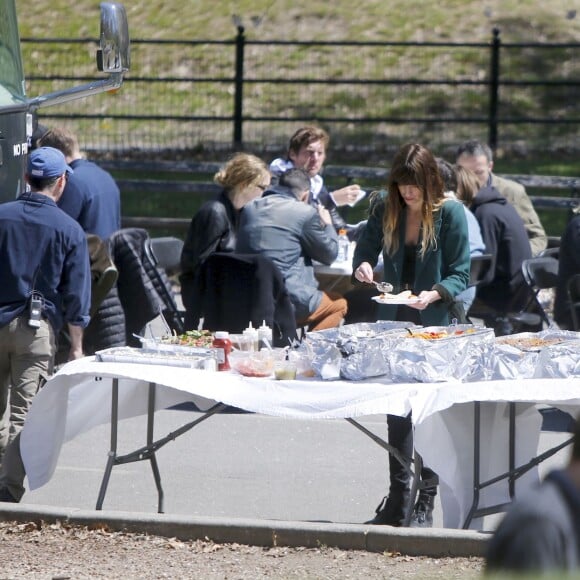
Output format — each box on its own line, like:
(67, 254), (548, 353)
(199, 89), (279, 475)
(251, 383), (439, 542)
(27, 146), (73, 179)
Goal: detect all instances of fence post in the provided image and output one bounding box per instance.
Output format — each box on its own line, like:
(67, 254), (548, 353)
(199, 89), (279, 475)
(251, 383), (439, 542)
(233, 25), (245, 147)
(488, 27), (501, 152)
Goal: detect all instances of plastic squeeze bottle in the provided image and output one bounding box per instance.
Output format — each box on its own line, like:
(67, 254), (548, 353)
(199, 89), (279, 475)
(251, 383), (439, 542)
(212, 331), (232, 371)
(258, 320), (273, 349)
(243, 322), (259, 351)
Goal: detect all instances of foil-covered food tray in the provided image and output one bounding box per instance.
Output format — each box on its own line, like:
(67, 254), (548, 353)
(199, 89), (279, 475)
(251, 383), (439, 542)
(389, 325), (495, 383)
(304, 321), (416, 380)
(534, 338), (580, 378)
(495, 330), (580, 352)
(95, 347), (218, 371)
(139, 339), (215, 357)
(483, 330), (580, 380)
(303, 322), (495, 382)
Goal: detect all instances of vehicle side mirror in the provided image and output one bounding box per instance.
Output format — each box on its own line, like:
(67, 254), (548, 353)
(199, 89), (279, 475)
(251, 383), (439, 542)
(96, 2), (130, 74)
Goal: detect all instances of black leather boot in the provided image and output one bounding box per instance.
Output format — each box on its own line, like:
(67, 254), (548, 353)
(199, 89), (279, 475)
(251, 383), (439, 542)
(364, 492), (410, 526)
(409, 494), (435, 528)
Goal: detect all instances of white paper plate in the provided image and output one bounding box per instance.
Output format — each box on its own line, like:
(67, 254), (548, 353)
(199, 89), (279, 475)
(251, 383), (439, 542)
(371, 295), (421, 305)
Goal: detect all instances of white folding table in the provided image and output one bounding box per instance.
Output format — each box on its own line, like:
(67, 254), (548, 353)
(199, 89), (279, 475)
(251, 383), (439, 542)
(19, 357), (580, 529)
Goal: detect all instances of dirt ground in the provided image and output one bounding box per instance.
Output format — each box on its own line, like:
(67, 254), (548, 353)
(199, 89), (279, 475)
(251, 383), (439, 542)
(0, 520), (484, 579)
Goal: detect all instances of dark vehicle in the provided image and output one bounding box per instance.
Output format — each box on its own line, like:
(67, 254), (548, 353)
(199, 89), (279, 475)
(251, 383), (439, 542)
(0, 1), (130, 202)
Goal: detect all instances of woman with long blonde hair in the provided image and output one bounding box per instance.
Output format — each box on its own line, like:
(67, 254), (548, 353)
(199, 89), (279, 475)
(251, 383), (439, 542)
(353, 143), (470, 529)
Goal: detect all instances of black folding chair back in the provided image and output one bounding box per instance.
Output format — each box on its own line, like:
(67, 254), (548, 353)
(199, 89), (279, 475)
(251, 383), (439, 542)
(567, 273), (580, 331)
(149, 236), (184, 277)
(468, 253), (493, 288)
(518, 256), (559, 327)
(196, 252), (298, 347)
(142, 235), (185, 335)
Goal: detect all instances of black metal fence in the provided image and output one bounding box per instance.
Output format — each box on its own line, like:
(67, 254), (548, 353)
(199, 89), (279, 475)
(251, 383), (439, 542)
(22, 29), (580, 159)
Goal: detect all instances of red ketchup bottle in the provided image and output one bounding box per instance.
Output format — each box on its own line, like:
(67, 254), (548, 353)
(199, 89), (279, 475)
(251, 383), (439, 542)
(212, 331), (232, 371)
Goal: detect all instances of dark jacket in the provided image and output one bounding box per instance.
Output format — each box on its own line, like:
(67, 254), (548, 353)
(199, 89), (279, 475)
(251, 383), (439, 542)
(195, 252), (298, 347)
(353, 193), (470, 326)
(236, 184), (338, 320)
(470, 186), (532, 311)
(491, 173), (547, 256)
(83, 235), (125, 355)
(268, 159), (348, 232)
(110, 228), (180, 345)
(554, 214), (580, 328)
(58, 162), (121, 241)
(179, 191), (238, 321)
(0, 192), (91, 333)
(486, 469), (580, 573)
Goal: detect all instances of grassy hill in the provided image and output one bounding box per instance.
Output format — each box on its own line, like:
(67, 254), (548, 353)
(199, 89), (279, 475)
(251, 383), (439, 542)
(17, 0), (580, 43)
(16, 0), (579, 237)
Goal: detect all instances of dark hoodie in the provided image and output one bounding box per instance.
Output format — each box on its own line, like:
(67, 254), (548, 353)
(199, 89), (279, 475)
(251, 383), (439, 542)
(470, 185), (532, 310)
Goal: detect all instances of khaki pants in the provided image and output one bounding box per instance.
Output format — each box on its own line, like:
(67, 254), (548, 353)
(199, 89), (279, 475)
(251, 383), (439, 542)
(0, 432), (25, 500)
(299, 292), (348, 331)
(0, 317), (55, 463)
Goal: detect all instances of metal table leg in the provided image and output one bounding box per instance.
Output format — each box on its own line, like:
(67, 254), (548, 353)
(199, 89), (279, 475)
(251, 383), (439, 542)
(95, 378), (227, 512)
(96, 378), (119, 510)
(146, 382), (164, 513)
(462, 401), (574, 529)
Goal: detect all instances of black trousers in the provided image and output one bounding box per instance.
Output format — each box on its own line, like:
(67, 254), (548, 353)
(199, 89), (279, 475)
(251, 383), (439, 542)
(387, 413), (438, 499)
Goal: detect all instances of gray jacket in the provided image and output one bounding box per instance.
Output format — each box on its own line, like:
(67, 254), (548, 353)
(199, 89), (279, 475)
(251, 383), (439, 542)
(236, 185), (338, 320)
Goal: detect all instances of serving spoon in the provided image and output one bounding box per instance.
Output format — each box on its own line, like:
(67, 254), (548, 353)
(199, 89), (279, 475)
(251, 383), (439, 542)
(370, 281), (393, 293)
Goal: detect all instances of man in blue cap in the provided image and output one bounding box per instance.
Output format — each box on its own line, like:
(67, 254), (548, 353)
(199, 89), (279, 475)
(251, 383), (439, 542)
(0, 146), (91, 502)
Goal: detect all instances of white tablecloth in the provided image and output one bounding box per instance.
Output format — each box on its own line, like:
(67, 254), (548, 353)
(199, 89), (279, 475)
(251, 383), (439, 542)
(20, 357), (580, 528)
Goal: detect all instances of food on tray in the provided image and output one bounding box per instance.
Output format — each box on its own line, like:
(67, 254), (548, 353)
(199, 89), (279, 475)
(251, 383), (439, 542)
(379, 290), (418, 301)
(407, 330), (448, 340)
(406, 327), (477, 340)
(158, 330), (214, 348)
(496, 336), (566, 350)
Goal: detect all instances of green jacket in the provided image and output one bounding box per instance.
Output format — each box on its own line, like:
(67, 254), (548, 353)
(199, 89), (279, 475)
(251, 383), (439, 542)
(353, 193), (470, 326)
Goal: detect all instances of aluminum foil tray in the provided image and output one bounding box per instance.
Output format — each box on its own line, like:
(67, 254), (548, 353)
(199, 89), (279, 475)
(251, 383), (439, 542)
(491, 330), (580, 380)
(390, 325), (495, 383)
(305, 321), (416, 380)
(534, 337), (580, 378)
(140, 338), (215, 356)
(96, 347), (218, 371)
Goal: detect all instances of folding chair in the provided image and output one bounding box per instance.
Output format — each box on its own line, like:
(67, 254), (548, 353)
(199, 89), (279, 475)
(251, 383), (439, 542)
(517, 256), (559, 328)
(142, 235), (185, 335)
(149, 236), (184, 277)
(107, 228), (186, 343)
(194, 252), (298, 347)
(469, 256), (555, 335)
(567, 273), (580, 331)
(468, 253), (493, 288)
